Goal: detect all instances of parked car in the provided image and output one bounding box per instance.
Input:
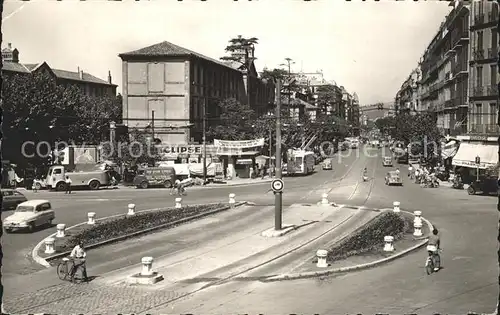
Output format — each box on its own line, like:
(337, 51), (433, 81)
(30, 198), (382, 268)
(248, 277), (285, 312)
(382, 156), (393, 167)
(133, 167), (176, 189)
(2, 189), (28, 211)
(3, 200), (55, 233)
(385, 171), (403, 186)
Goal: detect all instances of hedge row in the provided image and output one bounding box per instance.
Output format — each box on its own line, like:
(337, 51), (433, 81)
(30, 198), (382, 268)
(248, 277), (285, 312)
(57, 203), (226, 252)
(327, 212), (411, 261)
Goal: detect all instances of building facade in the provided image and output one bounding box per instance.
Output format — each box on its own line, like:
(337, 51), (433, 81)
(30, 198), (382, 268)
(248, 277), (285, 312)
(395, 67), (421, 115)
(119, 41), (275, 145)
(1, 43), (117, 97)
(468, 0), (499, 136)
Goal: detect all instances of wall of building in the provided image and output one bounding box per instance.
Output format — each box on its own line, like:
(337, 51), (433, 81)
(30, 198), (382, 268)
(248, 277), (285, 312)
(123, 59), (190, 144)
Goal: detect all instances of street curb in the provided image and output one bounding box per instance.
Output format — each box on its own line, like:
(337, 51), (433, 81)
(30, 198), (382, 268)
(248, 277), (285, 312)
(263, 210), (434, 282)
(32, 201), (248, 268)
(116, 179), (274, 191)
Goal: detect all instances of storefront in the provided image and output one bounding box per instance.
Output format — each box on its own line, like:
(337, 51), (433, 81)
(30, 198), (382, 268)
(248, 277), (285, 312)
(452, 135), (498, 183)
(440, 139), (459, 169)
(213, 138), (265, 179)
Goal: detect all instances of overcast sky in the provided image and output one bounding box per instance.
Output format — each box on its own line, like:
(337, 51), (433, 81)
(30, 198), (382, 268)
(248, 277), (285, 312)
(3, 0), (451, 105)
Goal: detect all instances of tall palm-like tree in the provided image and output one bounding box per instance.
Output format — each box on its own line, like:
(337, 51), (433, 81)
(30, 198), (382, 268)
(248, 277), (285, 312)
(220, 35), (259, 71)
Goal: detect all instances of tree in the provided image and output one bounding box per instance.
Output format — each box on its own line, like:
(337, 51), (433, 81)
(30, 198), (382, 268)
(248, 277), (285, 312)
(101, 128), (161, 167)
(260, 68), (288, 82)
(220, 35), (259, 70)
(206, 98), (257, 141)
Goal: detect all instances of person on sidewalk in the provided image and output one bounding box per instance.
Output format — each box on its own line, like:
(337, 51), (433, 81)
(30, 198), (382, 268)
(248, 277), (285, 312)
(70, 241), (88, 282)
(427, 228), (441, 271)
(65, 176), (72, 194)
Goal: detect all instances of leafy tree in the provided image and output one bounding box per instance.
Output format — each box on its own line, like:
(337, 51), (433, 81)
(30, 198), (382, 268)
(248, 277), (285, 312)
(206, 98), (257, 141)
(260, 68), (288, 82)
(220, 35), (259, 70)
(101, 128), (161, 167)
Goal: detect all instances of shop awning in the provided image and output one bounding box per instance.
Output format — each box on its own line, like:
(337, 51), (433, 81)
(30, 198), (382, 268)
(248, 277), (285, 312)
(441, 140), (459, 159)
(217, 151), (261, 156)
(452, 143), (498, 169)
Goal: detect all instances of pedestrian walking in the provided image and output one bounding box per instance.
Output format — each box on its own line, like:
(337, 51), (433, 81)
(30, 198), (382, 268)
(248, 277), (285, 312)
(65, 175), (72, 194)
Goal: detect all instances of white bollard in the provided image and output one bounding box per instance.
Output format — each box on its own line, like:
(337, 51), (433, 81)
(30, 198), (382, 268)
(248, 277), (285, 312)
(56, 224), (66, 238)
(321, 193), (329, 206)
(383, 236), (394, 252)
(413, 210), (422, 226)
(229, 193), (236, 206)
(44, 237), (55, 254)
(175, 197), (182, 209)
(141, 256), (154, 276)
(87, 212), (96, 225)
(393, 201), (400, 213)
(316, 249), (328, 268)
(413, 221), (423, 237)
(127, 203), (136, 216)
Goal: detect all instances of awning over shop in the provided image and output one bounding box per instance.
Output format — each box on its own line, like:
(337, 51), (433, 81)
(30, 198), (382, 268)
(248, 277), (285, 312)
(217, 151), (261, 156)
(441, 140), (459, 159)
(452, 143), (498, 169)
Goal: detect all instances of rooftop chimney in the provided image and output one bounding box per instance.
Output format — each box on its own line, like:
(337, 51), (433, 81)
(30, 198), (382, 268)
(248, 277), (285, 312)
(79, 70), (83, 80)
(12, 49), (19, 63)
(8, 43), (12, 50)
(107, 70), (112, 84)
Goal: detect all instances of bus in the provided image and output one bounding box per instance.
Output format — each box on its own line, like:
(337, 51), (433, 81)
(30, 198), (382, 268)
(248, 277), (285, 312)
(286, 150), (315, 175)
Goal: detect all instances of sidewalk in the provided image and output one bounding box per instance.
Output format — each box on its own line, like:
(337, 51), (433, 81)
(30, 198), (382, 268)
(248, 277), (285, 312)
(118, 177), (274, 190)
(4, 203), (361, 314)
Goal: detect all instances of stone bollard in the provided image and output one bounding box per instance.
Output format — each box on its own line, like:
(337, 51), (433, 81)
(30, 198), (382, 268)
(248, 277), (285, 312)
(141, 256), (154, 276)
(127, 203), (136, 216)
(383, 236), (394, 252)
(316, 249), (328, 268)
(44, 237), (55, 254)
(56, 224), (66, 238)
(413, 210), (422, 226)
(175, 197), (182, 209)
(87, 212), (96, 225)
(413, 221), (423, 237)
(229, 193), (236, 207)
(321, 193), (329, 206)
(393, 201), (400, 213)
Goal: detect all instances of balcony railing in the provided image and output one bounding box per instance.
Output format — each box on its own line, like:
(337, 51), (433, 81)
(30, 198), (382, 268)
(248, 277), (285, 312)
(445, 99), (454, 108)
(454, 96), (467, 107)
(488, 47), (498, 59)
(472, 48), (485, 60)
(468, 123), (499, 135)
(473, 86), (486, 96)
(452, 62), (468, 77)
(474, 14), (485, 26)
(487, 84), (499, 96)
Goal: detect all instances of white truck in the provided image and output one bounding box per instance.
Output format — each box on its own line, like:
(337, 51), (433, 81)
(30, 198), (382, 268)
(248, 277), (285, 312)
(45, 165), (111, 191)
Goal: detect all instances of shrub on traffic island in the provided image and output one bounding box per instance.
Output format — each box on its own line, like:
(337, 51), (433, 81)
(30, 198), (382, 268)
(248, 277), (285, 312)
(54, 203), (226, 253)
(327, 212), (410, 261)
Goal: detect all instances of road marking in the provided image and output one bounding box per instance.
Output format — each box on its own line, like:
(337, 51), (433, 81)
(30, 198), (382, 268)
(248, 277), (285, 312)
(48, 198), (131, 202)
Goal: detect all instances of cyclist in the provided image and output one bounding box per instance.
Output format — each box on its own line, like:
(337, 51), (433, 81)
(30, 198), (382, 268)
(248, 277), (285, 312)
(362, 167), (368, 181)
(170, 179), (181, 195)
(427, 228), (441, 272)
(69, 241), (88, 282)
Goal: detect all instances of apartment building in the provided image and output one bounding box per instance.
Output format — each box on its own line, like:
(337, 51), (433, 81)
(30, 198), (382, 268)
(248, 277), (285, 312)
(119, 40), (275, 144)
(395, 67), (421, 114)
(468, 1), (499, 136)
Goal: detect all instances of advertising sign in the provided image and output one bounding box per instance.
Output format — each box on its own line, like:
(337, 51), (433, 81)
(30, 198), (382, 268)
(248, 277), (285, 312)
(213, 138), (265, 148)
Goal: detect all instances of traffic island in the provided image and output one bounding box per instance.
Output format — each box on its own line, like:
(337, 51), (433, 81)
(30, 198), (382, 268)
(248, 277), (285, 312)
(264, 209), (433, 281)
(127, 257), (164, 285)
(33, 202), (247, 267)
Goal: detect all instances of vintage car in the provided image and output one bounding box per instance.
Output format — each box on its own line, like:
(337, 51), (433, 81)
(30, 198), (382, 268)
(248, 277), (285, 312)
(322, 158), (333, 170)
(3, 200), (55, 233)
(2, 189), (28, 211)
(385, 171), (403, 186)
(382, 156), (393, 167)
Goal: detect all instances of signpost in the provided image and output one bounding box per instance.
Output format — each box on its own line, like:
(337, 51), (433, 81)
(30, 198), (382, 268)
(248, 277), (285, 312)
(475, 155), (481, 182)
(274, 79), (283, 231)
(271, 179), (284, 193)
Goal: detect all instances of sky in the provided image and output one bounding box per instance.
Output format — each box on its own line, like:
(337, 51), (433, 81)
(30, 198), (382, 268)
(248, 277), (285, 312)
(3, 0), (452, 106)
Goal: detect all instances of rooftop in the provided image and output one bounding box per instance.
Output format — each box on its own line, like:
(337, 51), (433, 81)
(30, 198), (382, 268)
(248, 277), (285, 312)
(119, 40), (244, 72)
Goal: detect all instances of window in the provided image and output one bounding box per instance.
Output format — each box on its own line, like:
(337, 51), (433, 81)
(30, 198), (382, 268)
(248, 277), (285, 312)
(475, 104), (483, 125)
(52, 168), (62, 175)
(491, 65), (497, 86)
(490, 103), (497, 124)
(40, 203), (51, 211)
(491, 28), (497, 54)
(478, 31), (484, 50)
(2, 191), (13, 197)
(477, 66), (483, 87)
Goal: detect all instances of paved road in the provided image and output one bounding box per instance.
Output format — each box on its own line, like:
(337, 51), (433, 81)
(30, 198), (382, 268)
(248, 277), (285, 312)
(149, 148), (498, 314)
(2, 150), (361, 277)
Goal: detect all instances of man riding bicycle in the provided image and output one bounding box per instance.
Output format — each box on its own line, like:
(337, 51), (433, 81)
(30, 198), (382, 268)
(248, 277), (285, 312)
(427, 228), (441, 272)
(69, 241), (88, 282)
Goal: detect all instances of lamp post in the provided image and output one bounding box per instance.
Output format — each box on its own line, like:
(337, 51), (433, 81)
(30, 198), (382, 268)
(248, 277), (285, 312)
(203, 98), (207, 184)
(275, 79), (283, 230)
(267, 111), (273, 168)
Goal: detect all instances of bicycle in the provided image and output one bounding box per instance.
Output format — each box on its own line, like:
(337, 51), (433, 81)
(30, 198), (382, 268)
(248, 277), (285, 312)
(425, 249), (442, 275)
(57, 257), (85, 283)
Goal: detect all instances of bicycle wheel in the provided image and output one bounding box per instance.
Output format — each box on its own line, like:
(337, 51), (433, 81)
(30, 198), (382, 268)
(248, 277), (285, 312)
(425, 258), (433, 275)
(57, 262), (68, 280)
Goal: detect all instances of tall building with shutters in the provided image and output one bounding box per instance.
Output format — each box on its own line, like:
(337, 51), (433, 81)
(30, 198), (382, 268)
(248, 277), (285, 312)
(118, 41), (275, 145)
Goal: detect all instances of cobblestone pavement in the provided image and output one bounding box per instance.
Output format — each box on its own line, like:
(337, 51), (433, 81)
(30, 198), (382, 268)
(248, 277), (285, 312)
(5, 281), (189, 314)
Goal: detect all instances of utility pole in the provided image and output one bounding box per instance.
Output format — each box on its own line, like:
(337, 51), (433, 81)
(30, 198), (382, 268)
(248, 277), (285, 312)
(275, 79), (283, 231)
(151, 110), (155, 141)
(203, 98), (207, 184)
